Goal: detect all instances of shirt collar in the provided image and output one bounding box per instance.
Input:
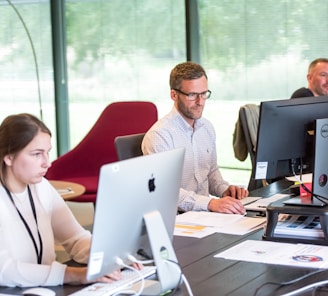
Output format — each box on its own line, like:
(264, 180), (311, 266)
(171, 106), (204, 131)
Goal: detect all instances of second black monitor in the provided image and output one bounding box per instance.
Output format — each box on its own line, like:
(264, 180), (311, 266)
(254, 95), (328, 181)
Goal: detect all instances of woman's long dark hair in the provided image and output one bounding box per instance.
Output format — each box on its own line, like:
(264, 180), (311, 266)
(0, 113), (51, 187)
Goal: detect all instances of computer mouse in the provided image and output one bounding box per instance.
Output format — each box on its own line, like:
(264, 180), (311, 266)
(22, 287), (56, 296)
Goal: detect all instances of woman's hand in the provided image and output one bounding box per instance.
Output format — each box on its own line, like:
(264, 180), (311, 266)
(64, 263), (144, 285)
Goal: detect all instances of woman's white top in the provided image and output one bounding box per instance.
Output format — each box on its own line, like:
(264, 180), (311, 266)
(0, 178), (91, 287)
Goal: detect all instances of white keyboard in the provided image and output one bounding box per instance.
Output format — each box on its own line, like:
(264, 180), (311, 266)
(69, 266), (157, 296)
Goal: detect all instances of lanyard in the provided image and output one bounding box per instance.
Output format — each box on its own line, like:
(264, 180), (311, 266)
(3, 185), (43, 264)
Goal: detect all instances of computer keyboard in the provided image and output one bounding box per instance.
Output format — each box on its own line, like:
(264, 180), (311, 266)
(69, 266), (157, 296)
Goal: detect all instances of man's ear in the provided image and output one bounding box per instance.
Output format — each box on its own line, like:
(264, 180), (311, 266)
(4, 155), (13, 166)
(170, 89), (178, 101)
(307, 73), (312, 83)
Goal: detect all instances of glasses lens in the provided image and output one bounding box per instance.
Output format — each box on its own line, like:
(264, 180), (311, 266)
(188, 91), (211, 100)
(175, 89), (211, 100)
(188, 93), (197, 100)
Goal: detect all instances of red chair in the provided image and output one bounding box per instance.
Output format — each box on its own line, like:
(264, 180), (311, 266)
(46, 101), (158, 204)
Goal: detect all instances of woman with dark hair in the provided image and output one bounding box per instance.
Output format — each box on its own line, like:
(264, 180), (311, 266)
(0, 113), (124, 287)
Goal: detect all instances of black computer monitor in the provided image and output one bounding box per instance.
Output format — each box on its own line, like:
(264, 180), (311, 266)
(254, 96), (328, 202)
(86, 148), (185, 294)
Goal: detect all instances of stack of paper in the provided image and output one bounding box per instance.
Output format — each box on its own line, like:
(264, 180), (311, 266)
(174, 211), (266, 238)
(273, 215), (324, 238)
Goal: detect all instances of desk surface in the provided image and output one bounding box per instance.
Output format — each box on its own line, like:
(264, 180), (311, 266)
(2, 231), (328, 296)
(2, 179), (328, 296)
(49, 180), (86, 201)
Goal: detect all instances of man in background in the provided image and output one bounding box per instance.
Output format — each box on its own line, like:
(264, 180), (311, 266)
(291, 58), (328, 98)
(142, 61), (248, 214)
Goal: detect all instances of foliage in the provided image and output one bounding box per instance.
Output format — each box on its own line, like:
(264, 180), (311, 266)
(199, 0), (328, 70)
(0, 1), (51, 79)
(1, 0), (327, 74)
(65, 0), (185, 68)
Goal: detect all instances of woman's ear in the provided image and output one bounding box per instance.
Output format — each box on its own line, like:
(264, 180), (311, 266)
(4, 155), (13, 166)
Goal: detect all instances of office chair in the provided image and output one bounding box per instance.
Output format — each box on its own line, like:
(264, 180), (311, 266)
(46, 101), (158, 205)
(114, 133), (145, 161)
(233, 104), (262, 191)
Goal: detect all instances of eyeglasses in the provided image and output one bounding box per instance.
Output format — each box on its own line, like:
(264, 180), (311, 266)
(173, 88), (212, 101)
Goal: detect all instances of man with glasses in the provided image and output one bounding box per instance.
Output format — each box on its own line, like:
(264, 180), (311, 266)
(142, 61), (248, 214)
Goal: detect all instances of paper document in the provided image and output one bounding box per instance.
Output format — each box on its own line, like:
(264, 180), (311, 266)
(286, 173), (312, 183)
(174, 212), (266, 238)
(215, 239), (328, 269)
(273, 215), (324, 238)
(174, 223), (216, 238)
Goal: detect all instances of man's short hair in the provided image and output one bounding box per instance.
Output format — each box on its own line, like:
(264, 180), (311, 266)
(170, 61), (207, 90)
(308, 58), (328, 74)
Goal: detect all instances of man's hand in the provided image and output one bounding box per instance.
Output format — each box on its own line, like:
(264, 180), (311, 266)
(222, 185), (249, 200)
(208, 196), (245, 214)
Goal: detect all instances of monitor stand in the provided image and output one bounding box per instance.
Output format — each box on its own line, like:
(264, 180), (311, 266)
(264, 198), (328, 245)
(134, 210), (182, 295)
(283, 196), (327, 207)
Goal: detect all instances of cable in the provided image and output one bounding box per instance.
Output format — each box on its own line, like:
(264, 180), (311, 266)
(163, 259), (183, 295)
(127, 255), (194, 296)
(253, 269), (324, 296)
(127, 254), (155, 265)
(137, 248), (153, 260)
(181, 274), (194, 296)
(164, 259), (194, 296)
(280, 280), (328, 296)
(291, 159), (328, 204)
(114, 257), (145, 296)
(6, 0), (43, 120)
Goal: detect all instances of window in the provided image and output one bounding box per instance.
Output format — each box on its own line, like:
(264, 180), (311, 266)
(0, 0), (55, 156)
(198, 0), (328, 183)
(65, 0), (186, 146)
(1, 0), (327, 185)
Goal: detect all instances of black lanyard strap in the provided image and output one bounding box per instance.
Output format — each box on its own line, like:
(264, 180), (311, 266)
(3, 185), (43, 264)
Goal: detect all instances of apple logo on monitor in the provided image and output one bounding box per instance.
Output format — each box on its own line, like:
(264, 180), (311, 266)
(148, 174), (156, 192)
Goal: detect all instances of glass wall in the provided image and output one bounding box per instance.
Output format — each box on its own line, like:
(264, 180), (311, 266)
(0, 0), (55, 155)
(198, 0), (328, 182)
(1, 0), (327, 185)
(65, 0), (186, 146)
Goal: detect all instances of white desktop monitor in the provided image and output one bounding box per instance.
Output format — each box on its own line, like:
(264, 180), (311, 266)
(86, 148), (185, 294)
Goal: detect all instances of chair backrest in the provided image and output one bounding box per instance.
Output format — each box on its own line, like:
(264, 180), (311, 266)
(237, 104), (261, 190)
(239, 105), (258, 167)
(46, 101), (158, 180)
(115, 133), (145, 161)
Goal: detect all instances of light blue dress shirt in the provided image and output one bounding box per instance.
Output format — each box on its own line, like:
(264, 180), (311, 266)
(142, 106), (229, 212)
